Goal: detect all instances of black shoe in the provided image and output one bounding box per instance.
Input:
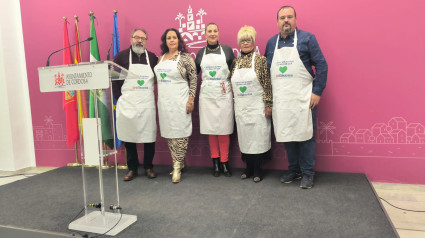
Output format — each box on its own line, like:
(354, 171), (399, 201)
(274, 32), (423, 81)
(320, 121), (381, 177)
(212, 158), (220, 177)
(221, 162), (232, 177)
(300, 174), (314, 189)
(280, 171), (302, 183)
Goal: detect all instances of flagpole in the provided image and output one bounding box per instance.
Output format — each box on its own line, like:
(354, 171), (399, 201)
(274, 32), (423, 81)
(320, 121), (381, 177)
(62, 15), (82, 167)
(74, 15), (82, 60)
(89, 12), (107, 215)
(67, 143), (82, 166)
(111, 9), (126, 170)
(62, 16), (80, 166)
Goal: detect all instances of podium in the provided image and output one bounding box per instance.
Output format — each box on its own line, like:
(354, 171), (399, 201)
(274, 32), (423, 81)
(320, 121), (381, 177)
(38, 61), (138, 236)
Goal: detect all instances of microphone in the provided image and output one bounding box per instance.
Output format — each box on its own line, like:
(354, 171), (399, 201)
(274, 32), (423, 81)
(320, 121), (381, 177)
(46, 37), (93, 66)
(88, 203), (101, 209)
(109, 204), (122, 210)
(107, 34), (114, 61)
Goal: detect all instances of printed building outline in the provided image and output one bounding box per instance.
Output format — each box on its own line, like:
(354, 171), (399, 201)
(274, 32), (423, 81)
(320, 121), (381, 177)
(175, 5), (207, 48)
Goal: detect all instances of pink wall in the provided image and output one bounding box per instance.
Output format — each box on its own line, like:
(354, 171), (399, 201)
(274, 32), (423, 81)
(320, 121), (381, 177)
(20, 0), (425, 184)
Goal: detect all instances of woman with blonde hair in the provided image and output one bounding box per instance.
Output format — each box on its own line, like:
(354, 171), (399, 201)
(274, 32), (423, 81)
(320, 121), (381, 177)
(230, 26), (272, 182)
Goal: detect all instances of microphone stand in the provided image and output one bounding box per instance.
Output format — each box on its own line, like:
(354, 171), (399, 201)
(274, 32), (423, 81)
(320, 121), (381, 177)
(46, 37), (93, 67)
(106, 34), (114, 61)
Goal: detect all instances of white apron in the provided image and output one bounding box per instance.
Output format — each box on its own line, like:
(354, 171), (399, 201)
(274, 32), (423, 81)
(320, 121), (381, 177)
(231, 53), (271, 154)
(154, 53), (192, 138)
(116, 49), (156, 143)
(271, 30), (313, 142)
(199, 46), (234, 135)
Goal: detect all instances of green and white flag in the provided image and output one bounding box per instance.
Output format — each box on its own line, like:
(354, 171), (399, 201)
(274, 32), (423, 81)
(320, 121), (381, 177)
(89, 15), (100, 62)
(89, 14), (114, 149)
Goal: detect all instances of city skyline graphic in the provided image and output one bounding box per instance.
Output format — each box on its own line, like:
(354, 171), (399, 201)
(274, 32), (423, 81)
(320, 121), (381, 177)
(34, 114), (425, 160)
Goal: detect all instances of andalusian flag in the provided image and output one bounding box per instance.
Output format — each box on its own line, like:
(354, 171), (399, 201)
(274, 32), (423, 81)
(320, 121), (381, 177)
(112, 11), (123, 148)
(62, 18), (79, 147)
(89, 13), (114, 149)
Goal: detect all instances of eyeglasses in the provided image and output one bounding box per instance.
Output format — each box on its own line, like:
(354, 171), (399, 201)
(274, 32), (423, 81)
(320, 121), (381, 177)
(132, 36), (147, 41)
(240, 38), (253, 44)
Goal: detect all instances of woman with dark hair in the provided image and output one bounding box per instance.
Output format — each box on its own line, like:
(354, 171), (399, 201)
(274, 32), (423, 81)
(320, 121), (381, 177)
(154, 28), (197, 183)
(195, 23), (235, 177)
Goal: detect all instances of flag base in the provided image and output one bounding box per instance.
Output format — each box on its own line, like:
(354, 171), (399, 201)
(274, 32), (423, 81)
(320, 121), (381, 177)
(96, 165), (113, 170)
(67, 163), (82, 167)
(116, 165), (128, 170)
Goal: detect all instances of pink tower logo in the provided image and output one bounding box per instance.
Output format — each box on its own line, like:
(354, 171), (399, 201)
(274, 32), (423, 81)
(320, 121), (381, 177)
(175, 5), (207, 49)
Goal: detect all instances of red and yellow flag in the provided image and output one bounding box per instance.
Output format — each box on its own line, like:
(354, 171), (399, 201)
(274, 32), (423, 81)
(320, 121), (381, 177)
(74, 16), (82, 64)
(74, 16), (88, 133)
(62, 17), (79, 147)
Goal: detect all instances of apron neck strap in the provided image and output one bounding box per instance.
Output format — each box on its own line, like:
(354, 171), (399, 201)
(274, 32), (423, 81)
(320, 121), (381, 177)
(129, 48), (132, 63)
(161, 51), (180, 63)
(145, 50), (150, 66)
(275, 29), (298, 50)
(251, 53), (256, 70)
(175, 52), (181, 62)
(129, 49), (150, 66)
(236, 52), (256, 69)
(203, 45), (224, 57)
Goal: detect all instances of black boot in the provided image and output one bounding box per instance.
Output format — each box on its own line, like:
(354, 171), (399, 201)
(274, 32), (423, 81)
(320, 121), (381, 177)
(212, 158), (220, 177)
(221, 161), (232, 177)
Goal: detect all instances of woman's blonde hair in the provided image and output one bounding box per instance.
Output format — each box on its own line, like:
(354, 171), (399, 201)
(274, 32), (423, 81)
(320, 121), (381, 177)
(237, 25), (256, 45)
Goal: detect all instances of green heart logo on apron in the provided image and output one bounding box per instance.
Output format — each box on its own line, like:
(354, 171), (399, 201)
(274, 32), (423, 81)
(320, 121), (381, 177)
(239, 86), (247, 93)
(279, 66), (288, 74)
(137, 80), (144, 86)
(209, 71), (217, 77)
(160, 73), (167, 79)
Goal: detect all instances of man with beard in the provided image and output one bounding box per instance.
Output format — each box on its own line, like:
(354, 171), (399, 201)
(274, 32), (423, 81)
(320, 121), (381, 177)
(113, 28), (158, 181)
(265, 6), (328, 189)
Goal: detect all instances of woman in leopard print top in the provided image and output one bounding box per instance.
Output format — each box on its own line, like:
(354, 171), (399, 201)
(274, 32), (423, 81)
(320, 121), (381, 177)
(154, 28), (197, 183)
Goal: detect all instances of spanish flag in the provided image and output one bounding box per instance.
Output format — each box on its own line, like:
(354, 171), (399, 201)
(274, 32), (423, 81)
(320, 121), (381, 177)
(62, 17), (79, 147)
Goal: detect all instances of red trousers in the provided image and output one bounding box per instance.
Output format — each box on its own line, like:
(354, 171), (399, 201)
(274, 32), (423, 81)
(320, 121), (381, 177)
(209, 135), (230, 162)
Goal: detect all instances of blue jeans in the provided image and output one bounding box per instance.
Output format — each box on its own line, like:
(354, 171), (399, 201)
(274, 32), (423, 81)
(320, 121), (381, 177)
(283, 107), (317, 176)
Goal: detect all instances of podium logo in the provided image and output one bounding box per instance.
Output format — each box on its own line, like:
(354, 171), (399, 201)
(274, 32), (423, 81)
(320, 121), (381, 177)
(54, 72), (65, 88)
(175, 5), (208, 49)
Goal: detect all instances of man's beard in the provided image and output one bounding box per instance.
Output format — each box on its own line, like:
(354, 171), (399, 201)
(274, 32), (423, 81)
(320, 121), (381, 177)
(283, 23), (292, 33)
(132, 43), (145, 54)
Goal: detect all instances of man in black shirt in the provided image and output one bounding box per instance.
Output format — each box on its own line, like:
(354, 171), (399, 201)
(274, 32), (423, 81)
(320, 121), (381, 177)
(112, 28), (158, 181)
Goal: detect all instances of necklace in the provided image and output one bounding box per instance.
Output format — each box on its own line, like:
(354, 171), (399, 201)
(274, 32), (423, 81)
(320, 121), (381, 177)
(165, 51), (179, 60)
(207, 45), (220, 52)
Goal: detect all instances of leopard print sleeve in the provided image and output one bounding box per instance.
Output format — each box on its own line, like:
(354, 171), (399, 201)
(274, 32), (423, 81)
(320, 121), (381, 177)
(176, 53), (198, 98)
